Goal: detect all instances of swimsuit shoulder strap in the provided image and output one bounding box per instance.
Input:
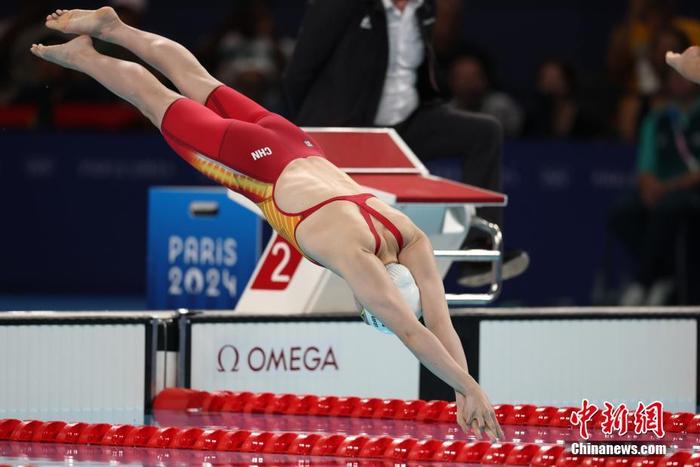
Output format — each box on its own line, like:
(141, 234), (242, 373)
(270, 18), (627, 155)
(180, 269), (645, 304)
(356, 195), (405, 251)
(357, 205), (382, 255)
(297, 193), (405, 254)
(296, 194), (352, 218)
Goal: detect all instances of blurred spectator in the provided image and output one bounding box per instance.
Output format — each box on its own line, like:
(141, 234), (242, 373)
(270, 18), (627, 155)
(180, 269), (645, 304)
(608, 0), (700, 96)
(609, 66), (700, 306)
(0, 0), (149, 129)
(615, 27), (691, 142)
(525, 60), (602, 139)
(285, 0), (530, 287)
(0, 1), (56, 106)
(448, 51), (524, 137)
(199, 0), (287, 112)
(431, 0), (463, 58)
(0, 1), (52, 91)
(5, 24), (75, 128)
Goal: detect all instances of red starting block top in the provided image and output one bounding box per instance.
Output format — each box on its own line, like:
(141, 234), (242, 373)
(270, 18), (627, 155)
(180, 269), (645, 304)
(303, 128), (506, 206)
(304, 127), (508, 206)
(305, 128), (425, 173)
(351, 174), (506, 205)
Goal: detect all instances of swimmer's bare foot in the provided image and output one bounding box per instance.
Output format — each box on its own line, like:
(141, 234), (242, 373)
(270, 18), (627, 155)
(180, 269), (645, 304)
(30, 35), (96, 72)
(45, 7), (120, 39)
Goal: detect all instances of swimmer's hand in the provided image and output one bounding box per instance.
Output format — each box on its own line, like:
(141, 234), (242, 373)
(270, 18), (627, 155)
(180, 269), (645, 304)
(456, 378), (504, 441)
(666, 46), (700, 84)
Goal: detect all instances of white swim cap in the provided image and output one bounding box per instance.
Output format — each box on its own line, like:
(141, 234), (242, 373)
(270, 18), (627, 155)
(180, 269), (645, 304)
(358, 263), (422, 335)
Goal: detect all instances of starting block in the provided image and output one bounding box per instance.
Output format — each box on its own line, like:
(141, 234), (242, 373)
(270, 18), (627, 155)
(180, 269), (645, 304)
(230, 128), (507, 315)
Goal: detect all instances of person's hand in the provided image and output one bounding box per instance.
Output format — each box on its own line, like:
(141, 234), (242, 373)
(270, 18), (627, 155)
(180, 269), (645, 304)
(666, 46), (700, 84)
(455, 378), (504, 441)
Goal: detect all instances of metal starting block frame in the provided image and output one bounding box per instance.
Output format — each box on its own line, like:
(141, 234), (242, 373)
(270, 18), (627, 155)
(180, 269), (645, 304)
(229, 128), (507, 315)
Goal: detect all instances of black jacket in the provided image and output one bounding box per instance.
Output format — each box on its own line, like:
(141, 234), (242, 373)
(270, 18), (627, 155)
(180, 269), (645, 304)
(284, 0), (440, 126)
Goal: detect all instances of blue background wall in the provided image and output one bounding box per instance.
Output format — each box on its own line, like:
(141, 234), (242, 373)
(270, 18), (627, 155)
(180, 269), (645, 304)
(0, 131), (636, 306)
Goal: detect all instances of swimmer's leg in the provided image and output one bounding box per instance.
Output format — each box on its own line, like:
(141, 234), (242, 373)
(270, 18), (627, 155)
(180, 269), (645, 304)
(45, 7), (220, 105)
(30, 35), (179, 128)
(30, 35), (254, 180)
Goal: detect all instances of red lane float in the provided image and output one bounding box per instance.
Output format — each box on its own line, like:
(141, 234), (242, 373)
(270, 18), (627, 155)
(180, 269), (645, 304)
(152, 388), (697, 433)
(2, 417), (693, 464)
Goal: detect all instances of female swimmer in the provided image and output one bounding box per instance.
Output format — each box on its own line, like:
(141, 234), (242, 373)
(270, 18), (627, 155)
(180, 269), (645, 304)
(31, 6), (503, 440)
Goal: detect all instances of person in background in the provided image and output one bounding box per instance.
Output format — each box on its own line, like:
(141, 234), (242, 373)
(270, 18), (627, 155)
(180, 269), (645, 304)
(0, 0), (53, 97)
(0, 0), (63, 118)
(616, 27), (691, 142)
(198, 0), (287, 113)
(525, 59), (602, 139)
(608, 0), (700, 98)
(610, 57), (700, 306)
(448, 51), (524, 138)
(2, 26), (67, 125)
(5, 0), (150, 109)
(284, 0), (529, 288)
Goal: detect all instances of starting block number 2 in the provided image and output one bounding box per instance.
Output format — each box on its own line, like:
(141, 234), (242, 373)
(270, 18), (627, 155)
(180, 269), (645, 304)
(251, 236), (303, 290)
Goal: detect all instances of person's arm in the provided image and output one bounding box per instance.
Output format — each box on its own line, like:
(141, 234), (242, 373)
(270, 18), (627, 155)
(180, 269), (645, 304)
(329, 247), (500, 439)
(667, 46), (700, 84)
(398, 230), (503, 439)
(300, 220), (501, 439)
(397, 232), (468, 364)
(336, 247), (473, 396)
(283, 0), (355, 116)
(432, 0), (463, 58)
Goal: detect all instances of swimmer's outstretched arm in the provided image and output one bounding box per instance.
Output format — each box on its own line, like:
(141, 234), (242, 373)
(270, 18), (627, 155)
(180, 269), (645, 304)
(340, 250), (470, 389)
(313, 234), (501, 440)
(398, 231), (504, 440)
(667, 46), (700, 84)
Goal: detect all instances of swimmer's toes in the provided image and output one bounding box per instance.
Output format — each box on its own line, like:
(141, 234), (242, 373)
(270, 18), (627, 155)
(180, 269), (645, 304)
(30, 44), (43, 57)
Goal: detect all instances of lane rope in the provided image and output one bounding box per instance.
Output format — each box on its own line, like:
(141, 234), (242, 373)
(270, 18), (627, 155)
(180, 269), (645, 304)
(0, 418), (693, 465)
(153, 388), (698, 433)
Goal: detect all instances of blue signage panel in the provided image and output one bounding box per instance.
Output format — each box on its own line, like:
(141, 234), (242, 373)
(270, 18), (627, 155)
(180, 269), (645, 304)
(147, 187), (261, 309)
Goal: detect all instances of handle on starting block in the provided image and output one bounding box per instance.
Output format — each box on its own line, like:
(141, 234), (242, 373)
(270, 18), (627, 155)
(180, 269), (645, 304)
(438, 217), (503, 307)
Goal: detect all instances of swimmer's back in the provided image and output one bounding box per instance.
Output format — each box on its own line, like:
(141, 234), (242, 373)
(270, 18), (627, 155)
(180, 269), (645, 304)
(275, 156), (420, 263)
(274, 156), (360, 211)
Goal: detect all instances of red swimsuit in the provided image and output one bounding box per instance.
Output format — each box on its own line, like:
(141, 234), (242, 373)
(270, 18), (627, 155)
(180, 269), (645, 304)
(160, 85), (404, 259)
